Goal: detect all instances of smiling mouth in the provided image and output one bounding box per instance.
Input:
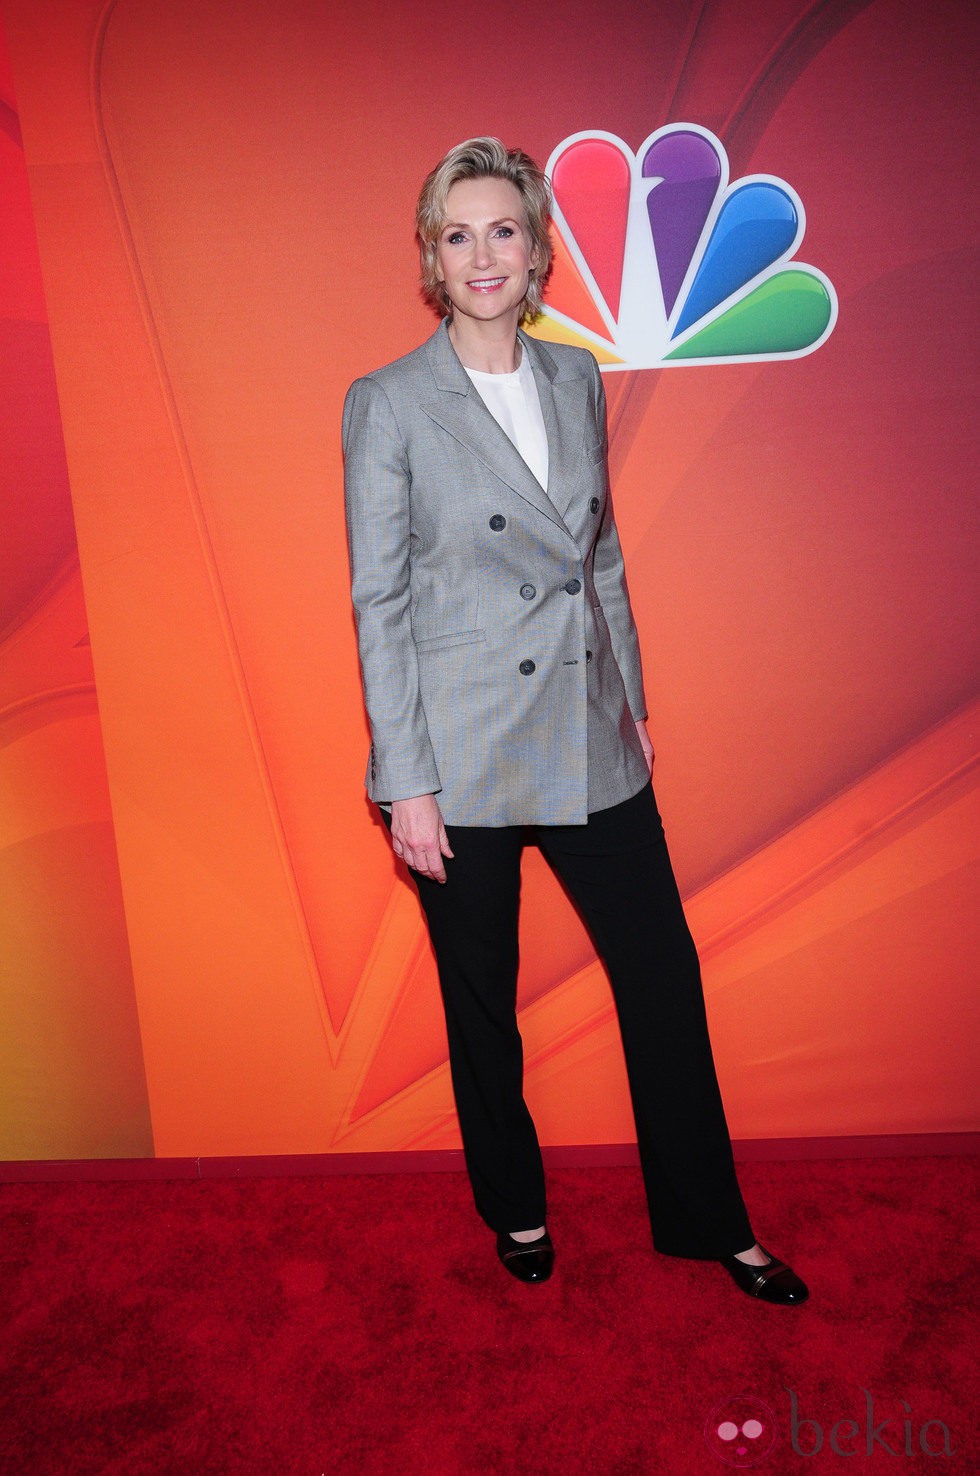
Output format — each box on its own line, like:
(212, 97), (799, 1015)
(467, 277), (507, 292)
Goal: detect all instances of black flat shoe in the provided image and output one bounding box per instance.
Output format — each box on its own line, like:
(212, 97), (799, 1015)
(496, 1229), (554, 1283)
(719, 1245), (809, 1304)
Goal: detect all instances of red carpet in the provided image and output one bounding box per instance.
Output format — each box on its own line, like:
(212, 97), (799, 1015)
(1, 1157), (976, 1473)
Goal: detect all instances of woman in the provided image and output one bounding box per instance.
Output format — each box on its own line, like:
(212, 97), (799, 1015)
(342, 138), (807, 1303)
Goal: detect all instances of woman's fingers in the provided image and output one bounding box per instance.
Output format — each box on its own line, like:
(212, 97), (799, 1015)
(634, 719), (655, 775)
(403, 840), (446, 882)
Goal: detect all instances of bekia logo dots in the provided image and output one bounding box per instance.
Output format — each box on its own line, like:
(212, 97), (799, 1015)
(704, 1395), (779, 1467)
(530, 124), (837, 370)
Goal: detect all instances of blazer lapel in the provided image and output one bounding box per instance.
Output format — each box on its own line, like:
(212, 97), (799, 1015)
(421, 322), (573, 534)
(520, 330), (590, 524)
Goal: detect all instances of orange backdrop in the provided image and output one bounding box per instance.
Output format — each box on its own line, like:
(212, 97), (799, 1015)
(1, 0), (977, 1160)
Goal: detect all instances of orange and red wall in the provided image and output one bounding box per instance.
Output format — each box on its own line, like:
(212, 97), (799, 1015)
(1, 0), (977, 1162)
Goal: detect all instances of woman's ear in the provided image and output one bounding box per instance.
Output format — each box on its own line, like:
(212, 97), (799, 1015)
(423, 235), (442, 287)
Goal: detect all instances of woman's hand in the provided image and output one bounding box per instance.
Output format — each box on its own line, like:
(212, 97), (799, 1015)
(390, 794), (455, 884)
(635, 719), (655, 776)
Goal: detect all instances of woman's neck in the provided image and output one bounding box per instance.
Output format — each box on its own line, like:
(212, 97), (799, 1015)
(448, 316), (522, 374)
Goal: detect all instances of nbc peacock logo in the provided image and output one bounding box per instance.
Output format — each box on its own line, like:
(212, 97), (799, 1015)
(528, 124), (837, 370)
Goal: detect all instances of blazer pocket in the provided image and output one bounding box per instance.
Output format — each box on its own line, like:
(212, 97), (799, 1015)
(586, 439), (607, 463)
(415, 628), (487, 653)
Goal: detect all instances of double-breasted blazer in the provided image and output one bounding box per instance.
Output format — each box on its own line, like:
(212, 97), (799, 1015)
(342, 319), (650, 826)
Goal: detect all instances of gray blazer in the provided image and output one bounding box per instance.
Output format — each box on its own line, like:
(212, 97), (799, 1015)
(342, 319), (650, 826)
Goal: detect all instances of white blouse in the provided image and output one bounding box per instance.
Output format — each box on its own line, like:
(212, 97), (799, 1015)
(464, 350), (550, 493)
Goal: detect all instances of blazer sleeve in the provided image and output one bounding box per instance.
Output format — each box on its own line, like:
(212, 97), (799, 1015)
(588, 357), (649, 722)
(342, 375), (442, 802)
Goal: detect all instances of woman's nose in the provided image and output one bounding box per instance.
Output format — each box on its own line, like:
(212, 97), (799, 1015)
(472, 235), (494, 268)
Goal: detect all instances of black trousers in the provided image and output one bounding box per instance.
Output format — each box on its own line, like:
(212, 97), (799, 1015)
(392, 782), (754, 1258)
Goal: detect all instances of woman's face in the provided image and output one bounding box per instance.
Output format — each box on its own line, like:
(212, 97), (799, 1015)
(435, 176), (539, 332)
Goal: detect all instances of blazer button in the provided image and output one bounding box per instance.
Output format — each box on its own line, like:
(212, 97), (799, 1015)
(589, 497), (600, 514)
(489, 514), (506, 531)
(519, 659), (536, 675)
(586, 649), (593, 662)
(563, 578), (582, 595)
(520, 583), (536, 601)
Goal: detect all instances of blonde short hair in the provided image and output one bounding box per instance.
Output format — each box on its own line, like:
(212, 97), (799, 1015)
(416, 137), (553, 324)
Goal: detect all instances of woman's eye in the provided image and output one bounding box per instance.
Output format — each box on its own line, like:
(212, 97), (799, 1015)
(445, 231), (466, 245)
(494, 226), (514, 238)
